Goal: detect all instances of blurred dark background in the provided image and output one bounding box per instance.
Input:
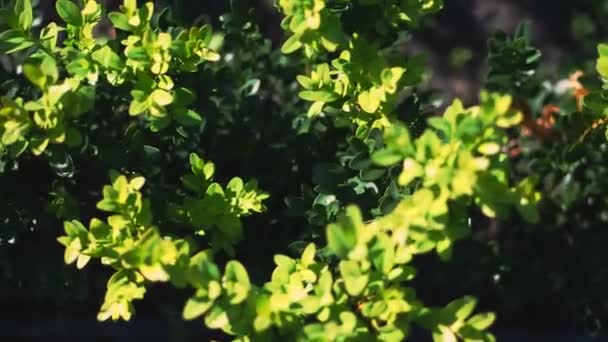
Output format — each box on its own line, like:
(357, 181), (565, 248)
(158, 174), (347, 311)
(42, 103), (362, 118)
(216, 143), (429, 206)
(413, 0), (604, 102)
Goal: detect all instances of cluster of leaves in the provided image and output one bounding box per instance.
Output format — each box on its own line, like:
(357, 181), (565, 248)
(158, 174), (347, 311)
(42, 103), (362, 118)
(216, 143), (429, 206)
(486, 22), (542, 98)
(279, 0), (443, 56)
(42, 0), (513, 340)
(57, 152), (268, 321)
(427, 23), (608, 333)
(296, 38), (422, 124)
(374, 93), (539, 258)
(0, 0), (534, 340)
(57, 93), (520, 341)
(220, 94), (530, 341)
(0, 0), (220, 161)
(286, 127), (400, 230)
(281, 0), (432, 238)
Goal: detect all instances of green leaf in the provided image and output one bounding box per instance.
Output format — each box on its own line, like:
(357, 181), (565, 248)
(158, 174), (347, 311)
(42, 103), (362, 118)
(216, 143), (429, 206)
(174, 108), (203, 126)
(372, 149), (403, 166)
(0, 29), (34, 54)
(446, 296), (477, 324)
(339, 260), (368, 296)
(140, 264), (170, 282)
(150, 89), (173, 106)
(66, 58), (90, 78)
(432, 325), (457, 342)
(64, 220), (87, 236)
(76, 254), (91, 269)
(226, 177), (244, 194)
(477, 142), (500, 155)
(223, 261), (250, 304)
(40, 56), (59, 82)
(307, 101), (324, 117)
(16, 0), (33, 31)
(66, 85), (96, 116)
(205, 305), (229, 330)
(56, 0), (83, 26)
(598, 56), (608, 79)
(203, 163), (215, 180)
(360, 168), (386, 181)
(398, 158), (424, 186)
(96, 200), (118, 212)
(189, 153), (205, 173)
(91, 46), (124, 71)
(129, 91), (148, 116)
(130, 176), (146, 190)
(300, 243), (316, 267)
(108, 12), (132, 31)
(29, 136), (49, 155)
(296, 75), (313, 89)
(183, 295), (214, 320)
(598, 44), (608, 79)
(360, 301), (388, 318)
(22, 63), (46, 89)
(327, 206), (362, 259)
(582, 91), (608, 113)
(299, 90), (339, 103)
(320, 16), (342, 51)
(598, 43), (608, 57)
(64, 247), (80, 264)
(123, 0), (137, 13)
(172, 88), (196, 107)
(467, 312), (495, 330)
(358, 89), (382, 113)
(281, 34), (302, 54)
(65, 127), (83, 148)
(126, 47), (148, 61)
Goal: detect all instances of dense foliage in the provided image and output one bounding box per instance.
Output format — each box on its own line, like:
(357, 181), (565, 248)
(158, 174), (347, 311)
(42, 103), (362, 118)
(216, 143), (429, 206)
(2, 0), (608, 340)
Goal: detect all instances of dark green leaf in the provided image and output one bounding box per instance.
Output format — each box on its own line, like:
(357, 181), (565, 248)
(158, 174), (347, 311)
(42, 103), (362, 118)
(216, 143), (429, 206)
(56, 0), (83, 26)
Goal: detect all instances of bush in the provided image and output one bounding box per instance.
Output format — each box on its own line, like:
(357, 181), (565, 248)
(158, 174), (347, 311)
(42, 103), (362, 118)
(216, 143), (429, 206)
(1, 0), (608, 340)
